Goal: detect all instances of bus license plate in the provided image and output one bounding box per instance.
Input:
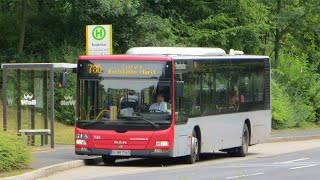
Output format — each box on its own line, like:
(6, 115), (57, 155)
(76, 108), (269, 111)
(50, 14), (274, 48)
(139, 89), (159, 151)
(110, 150), (131, 156)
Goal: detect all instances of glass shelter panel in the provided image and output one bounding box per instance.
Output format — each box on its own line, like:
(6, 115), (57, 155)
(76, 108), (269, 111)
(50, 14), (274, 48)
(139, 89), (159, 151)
(3, 69), (51, 145)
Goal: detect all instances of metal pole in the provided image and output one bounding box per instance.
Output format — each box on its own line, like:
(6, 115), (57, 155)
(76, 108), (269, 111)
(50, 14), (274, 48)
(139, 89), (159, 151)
(43, 71), (48, 145)
(2, 67), (7, 131)
(50, 67), (55, 148)
(30, 70), (35, 145)
(16, 70), (22, 131)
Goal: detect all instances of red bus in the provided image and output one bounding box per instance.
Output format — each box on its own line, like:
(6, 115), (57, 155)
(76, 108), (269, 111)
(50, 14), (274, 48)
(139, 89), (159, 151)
(75, 47), (271, 165)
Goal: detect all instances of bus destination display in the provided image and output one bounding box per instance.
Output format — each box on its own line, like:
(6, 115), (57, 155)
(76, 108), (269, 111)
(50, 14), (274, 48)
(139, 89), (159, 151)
(79, 60), (168, 78)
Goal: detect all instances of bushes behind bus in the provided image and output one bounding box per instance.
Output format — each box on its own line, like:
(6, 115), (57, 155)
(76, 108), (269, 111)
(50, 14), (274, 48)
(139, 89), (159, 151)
(271, 54), (319, 129)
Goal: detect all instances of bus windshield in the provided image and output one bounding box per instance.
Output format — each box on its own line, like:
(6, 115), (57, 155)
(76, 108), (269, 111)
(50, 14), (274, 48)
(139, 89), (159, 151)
(76, 60), (172, 130)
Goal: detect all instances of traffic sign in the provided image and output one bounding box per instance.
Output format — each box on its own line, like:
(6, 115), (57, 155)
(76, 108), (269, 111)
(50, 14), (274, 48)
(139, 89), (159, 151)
(86, 25), (112, 55)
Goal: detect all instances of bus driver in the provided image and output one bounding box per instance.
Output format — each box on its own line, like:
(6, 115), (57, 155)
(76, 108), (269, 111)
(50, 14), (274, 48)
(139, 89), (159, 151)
(149, 93), (168, 112)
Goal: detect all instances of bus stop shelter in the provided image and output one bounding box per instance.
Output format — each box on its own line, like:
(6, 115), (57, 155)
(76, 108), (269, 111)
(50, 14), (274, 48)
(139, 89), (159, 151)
(1, 63), (76, 148)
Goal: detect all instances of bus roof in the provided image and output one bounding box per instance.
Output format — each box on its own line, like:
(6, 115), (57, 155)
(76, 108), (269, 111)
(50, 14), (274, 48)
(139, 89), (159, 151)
(126, 47), (269, 60)
(172, 55), (269, 61)
(78, 55), (172, 61)
(126, 47), (226, 56)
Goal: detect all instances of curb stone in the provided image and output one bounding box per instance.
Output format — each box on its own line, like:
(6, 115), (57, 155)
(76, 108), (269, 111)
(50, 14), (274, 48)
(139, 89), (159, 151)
(266, 135), (320, 143)
(1, 157), (102, 180)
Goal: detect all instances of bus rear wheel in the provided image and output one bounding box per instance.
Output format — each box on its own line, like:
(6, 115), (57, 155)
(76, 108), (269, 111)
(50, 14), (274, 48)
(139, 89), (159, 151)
(228, 124), (249, 157)
(184, 130), (199, 164)
(102, 155), (116, 165)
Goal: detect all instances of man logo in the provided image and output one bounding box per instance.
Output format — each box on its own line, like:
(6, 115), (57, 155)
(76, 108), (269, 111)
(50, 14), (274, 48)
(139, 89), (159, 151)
(114, 141), (127, 145)
(61, 95), (76, 106)
(21, 92), (36, 106)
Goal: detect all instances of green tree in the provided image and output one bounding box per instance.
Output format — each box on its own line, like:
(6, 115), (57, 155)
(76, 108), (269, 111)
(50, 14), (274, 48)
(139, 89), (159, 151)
(260, 0), (320, 67)
(1, 0), (320, 128)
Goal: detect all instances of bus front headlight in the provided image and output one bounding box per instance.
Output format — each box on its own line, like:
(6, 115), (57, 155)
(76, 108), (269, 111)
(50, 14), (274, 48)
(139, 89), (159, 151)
(76, 139), (87, 145)
(156, 141), (169, 146)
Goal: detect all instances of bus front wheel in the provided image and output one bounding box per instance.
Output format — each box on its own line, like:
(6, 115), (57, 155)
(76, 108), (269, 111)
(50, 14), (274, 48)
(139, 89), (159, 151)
(102, 155), (116, 165)
(228, 124), (249, 157)
(184, 130), (199, 164)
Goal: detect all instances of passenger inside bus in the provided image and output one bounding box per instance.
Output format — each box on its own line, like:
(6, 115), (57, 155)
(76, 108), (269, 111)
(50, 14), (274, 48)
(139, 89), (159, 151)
(215, 85), (227, 112)
(228, 86), (245, 111)
(120, 90), (139, 112)
(229, 85), (239, 110)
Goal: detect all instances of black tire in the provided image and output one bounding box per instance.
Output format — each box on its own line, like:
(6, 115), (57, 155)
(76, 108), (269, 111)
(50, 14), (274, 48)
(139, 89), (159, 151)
(184, 130), (199, 164)
(102, 155), (116, 165)
(228, 124), (249, 157)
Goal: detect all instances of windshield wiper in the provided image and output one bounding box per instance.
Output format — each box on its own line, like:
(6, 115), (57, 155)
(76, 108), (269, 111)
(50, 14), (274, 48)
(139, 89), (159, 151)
(80, 121), (107, 128)
(141, 117), (159, 129)
(79, 118), (160, 129)
(120, 116), (160, 128)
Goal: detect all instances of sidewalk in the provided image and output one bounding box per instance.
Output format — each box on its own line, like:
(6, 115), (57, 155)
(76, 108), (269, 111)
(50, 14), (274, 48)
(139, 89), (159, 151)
(31, 128), (320, 169)
(31, 145), (89, 169)
(267, 128), (320, 142)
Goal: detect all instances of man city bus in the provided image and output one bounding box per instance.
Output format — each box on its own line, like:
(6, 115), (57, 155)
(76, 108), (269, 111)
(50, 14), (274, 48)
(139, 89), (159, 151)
(75, 47), (271, 165)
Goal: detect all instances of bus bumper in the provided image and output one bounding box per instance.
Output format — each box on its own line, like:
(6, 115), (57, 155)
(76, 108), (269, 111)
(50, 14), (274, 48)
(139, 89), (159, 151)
(75, 148), (173, 157)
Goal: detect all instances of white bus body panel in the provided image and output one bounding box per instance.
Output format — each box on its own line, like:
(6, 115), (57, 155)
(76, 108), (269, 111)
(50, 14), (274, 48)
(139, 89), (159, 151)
(173, 110), (271, 157)
(173, 125), (191, 157)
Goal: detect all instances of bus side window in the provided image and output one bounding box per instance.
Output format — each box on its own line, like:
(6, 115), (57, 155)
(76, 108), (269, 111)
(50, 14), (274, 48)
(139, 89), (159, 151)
(252, 62), (265, 110)
(215, 72), (228, 112)
(174, 72), (193, 124)
(175, 82), (187, 124)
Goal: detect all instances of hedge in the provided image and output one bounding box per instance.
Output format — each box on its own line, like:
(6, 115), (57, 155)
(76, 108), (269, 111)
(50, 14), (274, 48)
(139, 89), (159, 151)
(0, 131), (32, 172)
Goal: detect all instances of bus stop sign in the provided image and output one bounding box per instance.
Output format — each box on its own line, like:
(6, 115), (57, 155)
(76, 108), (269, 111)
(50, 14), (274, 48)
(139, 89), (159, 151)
(86, 25), (113, 55)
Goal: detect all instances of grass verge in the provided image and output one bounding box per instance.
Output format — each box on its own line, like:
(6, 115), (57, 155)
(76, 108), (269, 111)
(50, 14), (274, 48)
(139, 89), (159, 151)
(0, 169), (32, 178)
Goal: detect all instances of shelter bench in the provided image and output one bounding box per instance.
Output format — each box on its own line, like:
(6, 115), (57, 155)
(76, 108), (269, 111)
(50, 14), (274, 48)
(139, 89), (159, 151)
(18, 129), (51, 146)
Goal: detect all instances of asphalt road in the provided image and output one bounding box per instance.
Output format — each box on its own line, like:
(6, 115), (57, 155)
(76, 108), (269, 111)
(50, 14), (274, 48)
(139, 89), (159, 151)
(31, 129), (320, 169)
(97, 148), (320, 180)
(39, 139), (320, 180)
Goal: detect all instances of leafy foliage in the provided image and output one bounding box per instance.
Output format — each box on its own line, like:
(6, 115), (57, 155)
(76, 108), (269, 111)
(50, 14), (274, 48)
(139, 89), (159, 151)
(271, 79), (294, 128)
(0, 131), (32, 172)
(272, 54), (319, 128)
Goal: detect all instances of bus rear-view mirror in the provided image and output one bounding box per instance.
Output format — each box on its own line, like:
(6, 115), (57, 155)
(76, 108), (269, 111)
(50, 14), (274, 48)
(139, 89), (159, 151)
(59, 72), (69, 88)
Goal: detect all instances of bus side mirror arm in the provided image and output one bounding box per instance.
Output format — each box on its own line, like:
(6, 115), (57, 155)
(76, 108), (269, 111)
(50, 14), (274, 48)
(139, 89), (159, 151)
(175, 81), (184, 97)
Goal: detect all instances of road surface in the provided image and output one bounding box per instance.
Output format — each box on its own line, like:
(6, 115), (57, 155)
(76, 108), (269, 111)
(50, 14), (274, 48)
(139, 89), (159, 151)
(39, 139), (320, 180)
